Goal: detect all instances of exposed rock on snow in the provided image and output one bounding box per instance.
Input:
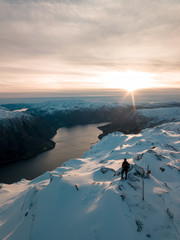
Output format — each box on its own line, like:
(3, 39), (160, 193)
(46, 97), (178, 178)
(136, 219), (144, 232)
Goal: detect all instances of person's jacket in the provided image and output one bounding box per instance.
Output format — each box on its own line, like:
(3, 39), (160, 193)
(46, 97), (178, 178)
(122, 161), (130, 170)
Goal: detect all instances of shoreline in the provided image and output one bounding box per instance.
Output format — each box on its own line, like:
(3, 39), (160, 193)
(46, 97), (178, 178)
(0, 123), (103, 184)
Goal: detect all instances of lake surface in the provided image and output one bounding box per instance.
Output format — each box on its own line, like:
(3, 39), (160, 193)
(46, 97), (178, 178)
(0, 123), (103, 184)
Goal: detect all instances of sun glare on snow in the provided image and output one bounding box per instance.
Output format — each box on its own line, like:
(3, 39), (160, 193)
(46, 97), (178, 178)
(103, 70), (156, 92)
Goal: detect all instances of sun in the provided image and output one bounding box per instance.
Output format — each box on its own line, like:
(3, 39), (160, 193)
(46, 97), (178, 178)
(102, 70), (155, 92)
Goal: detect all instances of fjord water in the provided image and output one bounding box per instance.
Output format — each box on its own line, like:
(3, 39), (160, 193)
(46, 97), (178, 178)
(0, 123), (103, 184)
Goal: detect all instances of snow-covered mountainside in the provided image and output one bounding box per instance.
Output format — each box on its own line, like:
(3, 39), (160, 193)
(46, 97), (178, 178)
(0, 121), (180, 240)
(0, 106), (32, 126)
(27, 99), (118, 115)
(137, 107), (180, 124)
(27, 100), (180, 131)
(98, 106), (180, 138)
(0, 107), (56, 165)
(26, 99), (180, 116)
(26, 99), (125, 129)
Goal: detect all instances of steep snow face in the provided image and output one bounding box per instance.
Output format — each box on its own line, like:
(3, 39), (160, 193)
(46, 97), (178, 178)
(0, 122), (180, 240)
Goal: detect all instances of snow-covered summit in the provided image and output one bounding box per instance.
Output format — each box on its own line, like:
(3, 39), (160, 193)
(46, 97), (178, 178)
(0, 121), (180, 240)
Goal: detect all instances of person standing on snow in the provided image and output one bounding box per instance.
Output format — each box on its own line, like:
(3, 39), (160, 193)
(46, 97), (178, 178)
(121, 158), (130, 179)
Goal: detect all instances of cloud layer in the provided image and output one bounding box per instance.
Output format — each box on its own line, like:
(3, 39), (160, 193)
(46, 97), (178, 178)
(0, 0), (180, 92)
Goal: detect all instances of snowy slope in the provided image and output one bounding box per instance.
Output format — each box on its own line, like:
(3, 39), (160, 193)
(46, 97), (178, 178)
(0, 121), (180, 240)
(0, 107), (32, 128)
(137, 107), (180, 124)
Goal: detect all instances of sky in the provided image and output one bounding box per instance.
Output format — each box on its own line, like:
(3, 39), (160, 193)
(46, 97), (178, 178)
(0, 0), (180, 95)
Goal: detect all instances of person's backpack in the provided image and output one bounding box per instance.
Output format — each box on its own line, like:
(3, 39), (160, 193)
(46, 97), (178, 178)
(122, 161), (129, 169)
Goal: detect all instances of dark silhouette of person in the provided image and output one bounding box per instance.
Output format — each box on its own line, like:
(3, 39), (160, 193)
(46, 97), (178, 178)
(121, 158), (130, 179)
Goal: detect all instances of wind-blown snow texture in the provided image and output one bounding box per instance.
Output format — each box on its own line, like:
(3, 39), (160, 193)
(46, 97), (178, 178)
(0, 120), (180, 240)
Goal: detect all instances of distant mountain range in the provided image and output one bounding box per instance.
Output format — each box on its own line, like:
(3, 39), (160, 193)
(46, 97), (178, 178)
(0, 100), (180, 165)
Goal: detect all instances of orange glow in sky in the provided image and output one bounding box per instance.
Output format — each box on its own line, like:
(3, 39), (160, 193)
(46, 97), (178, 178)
(0, 0), (180, 94)
(98, 71), (158, 92)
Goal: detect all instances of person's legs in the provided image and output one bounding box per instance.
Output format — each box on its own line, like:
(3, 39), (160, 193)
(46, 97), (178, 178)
(125, 169), (128, 179)
(121, 169), (125, 179)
